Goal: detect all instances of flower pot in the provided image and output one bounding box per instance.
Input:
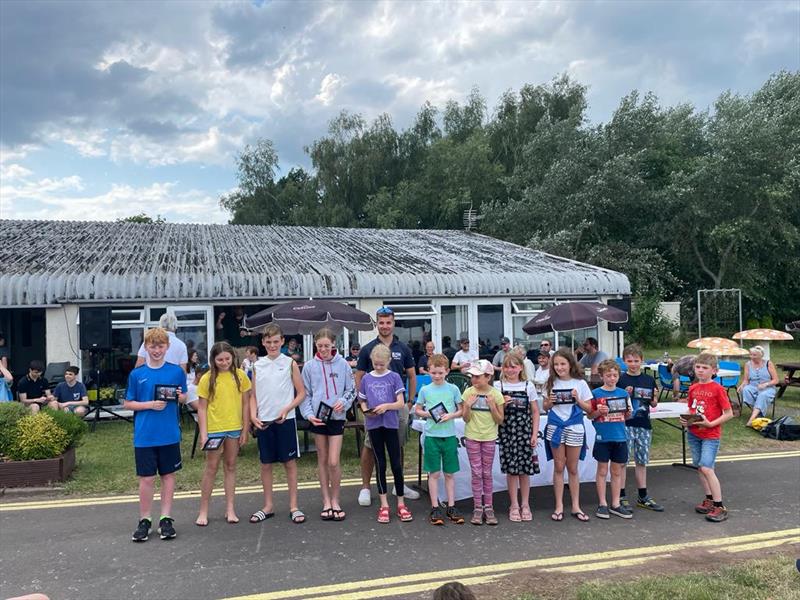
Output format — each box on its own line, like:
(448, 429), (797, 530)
(0, 446), (76, 487)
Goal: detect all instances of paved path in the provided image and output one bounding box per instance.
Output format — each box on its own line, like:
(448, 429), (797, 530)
(1, 451), (799, 600)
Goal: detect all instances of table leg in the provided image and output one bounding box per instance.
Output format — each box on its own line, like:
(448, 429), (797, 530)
(656, 419), (698, 470)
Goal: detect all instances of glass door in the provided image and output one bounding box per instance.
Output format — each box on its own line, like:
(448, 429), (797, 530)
(169, 306), (214, 364)
(434, 303), (469, 362)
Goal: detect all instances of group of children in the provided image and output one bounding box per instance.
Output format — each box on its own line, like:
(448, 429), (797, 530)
(124, 328), (733, 542)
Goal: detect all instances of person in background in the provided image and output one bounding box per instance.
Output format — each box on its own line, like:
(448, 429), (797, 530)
(577, 337), (608, 375)
(669, 354), (696, 400)
(345, 343), (361, 368)
(738, 345), (779, 428)
(281, 337), (303, 363)
(50, 366), (89, 416)
(241, 346), (259, 380)
(185, 350), (203, 404)
(17, 360), (52, 413)
(215, 306), (254, 362)
(491, 337), (512, 375)
(0, 360), (14, 402)
(417, 340), (435, 375)
(512, 345), (536, 382)
(441, 337), (457, 362)
(451, 338), (479, 373)
(0, 331), (9, 369)
(135, 313), (188, 372)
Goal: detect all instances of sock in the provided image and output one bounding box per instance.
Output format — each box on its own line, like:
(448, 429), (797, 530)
(141, 516), (151, 523)
(706, 494), (713, 500)
(160, 514), (171, 521)
(620, 489), (627, 498)
(713, 501), (723, 507)
(638, 487), (647, 499)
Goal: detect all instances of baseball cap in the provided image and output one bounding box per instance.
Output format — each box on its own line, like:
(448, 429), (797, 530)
(500, 336), (510, 344)
(465, 359), (493, 376)
(459, 337), (470, 344)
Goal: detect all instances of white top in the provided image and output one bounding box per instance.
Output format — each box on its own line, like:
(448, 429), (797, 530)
(548, 377), (592, 421)
(254, 354), (296, 421)
(533, 366), (550, 386)
(453, 349), (479, 365)
(523, 358), (536, 382)
(137, 331), (188, 366)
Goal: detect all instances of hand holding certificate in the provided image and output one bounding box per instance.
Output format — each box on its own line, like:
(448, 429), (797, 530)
(316, 401), (334, 422)
(552, 389), (575, 405)
(428, 402), (449, 423)
(202, 437), (224, 451)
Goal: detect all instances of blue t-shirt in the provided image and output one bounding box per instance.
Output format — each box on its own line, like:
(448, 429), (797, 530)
(357, 337), (415, 383)
(126, 363), (187, 448)
(590, 386), (631, 443)
(52, 381), (88, 403)
(415, 382), (461, 438)
(619, 371), (657, 430)
(358, 371), (405, 431)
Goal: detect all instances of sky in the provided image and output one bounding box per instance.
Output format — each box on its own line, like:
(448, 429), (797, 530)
(1, 0), (798, 224)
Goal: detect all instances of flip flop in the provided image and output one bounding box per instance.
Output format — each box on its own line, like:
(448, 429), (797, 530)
(249, 510), (274, 523)
(332, 508), (346, 521)
(320, 508), (334, 520)
(551, 512), (563, 521)
(195, 517), (208, 527)
(571, 511), (589, 522)
(289, 509), (306, 524)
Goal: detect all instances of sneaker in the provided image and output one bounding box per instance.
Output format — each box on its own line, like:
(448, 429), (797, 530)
(358, 488), (372, 507)
(695, 498), (714, 514)
(158, 517), (176, 540)
(637, 496), (664, 512)
(470, 508), (484, 525)
(595, 505), (610, 519)
(446, 506), (465, 524)
(705, 505), (729, 522)
(131, 518), (151, 542)
(429, 506), (445, 526)
(609, 505), (633, 519)
(619, 496), (631, 510)
(394, 485), (420, 500)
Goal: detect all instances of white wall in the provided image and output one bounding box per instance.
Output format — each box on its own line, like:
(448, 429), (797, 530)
(45, 305), (81, 366)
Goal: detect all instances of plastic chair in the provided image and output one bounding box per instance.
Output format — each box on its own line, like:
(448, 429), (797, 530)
(445, 372), (470, 393)
(658, 364), (690, 401)
(43, 361), (69, 388)
(614, 357), (628, 372)
(718, 360), (742, 409)
(415, 374), (432, 397)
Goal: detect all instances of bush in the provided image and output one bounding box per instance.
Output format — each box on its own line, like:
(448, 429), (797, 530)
(630, 295), (675, 347)
(761, 315), (774, 330)
(0, 402), (29, 457)
(7, 413), (69, 461)
(745, 317), (760, 330)
(42, 408), (88, 448)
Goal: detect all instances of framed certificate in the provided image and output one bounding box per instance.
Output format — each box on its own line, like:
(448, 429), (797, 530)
(316, 401), (333, 422)
(202, 437), (224, 451)
(633, 387), (654, 405)
(552, 389), (575, 405)
(681, 413), (703, 424)
(154, 385), (180, 402)
(605, 396), (629, 414)
(429, 402), (449, 423)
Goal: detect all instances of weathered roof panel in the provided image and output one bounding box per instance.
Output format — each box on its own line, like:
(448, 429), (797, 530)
(0, 220), (630, 306)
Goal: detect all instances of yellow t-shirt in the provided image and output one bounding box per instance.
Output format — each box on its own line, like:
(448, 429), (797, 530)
(462, 385), (504, 441)
(197, 369), (251, 433)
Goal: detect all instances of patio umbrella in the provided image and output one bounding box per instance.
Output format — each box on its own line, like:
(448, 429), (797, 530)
(522, 301), (629, 334)
(686, 337), (740, 350)
(732, 328), (794, 361)
(243, 300), (374, 335)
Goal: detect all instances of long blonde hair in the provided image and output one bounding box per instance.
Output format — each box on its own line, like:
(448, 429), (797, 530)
(206, 341), (243, 402)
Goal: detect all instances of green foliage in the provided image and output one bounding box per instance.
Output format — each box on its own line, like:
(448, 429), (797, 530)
(0, 402), (29, 456)
(7, 413), (69, 461)
(761, 315), (774, 329)
(630, 296), (676, 347)
(746, 317), (761, 329)
(118, 213), (166, 224)
(41, 408), (88, 447)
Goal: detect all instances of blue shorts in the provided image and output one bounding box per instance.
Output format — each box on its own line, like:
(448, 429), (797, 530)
(592, 440), (629, 464)
(208, 429), (241, 439)
(625, 426), (652, 465)
(134, 443), (182, 477)
(309, 420), (345, 436)
(256, 419), (300, 464)
(687, 432), (720, 469)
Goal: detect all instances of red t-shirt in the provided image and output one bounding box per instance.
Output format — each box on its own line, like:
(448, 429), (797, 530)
(687, 381), (731, 439)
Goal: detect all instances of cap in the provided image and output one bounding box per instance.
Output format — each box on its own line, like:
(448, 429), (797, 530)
(459, 337), (470, 344)
(465, 359), (493, 376)
(500, 336), (510, 344)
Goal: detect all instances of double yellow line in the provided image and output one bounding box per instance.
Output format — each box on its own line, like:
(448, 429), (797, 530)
(220, 528), (800, 599)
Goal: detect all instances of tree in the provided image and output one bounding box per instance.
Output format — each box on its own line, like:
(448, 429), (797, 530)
(118, 213), (166, 223)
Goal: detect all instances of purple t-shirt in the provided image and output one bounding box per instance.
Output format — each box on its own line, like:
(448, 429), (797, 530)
(358, 371), (405, 431)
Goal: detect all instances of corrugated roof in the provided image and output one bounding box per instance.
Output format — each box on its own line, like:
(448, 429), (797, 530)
(0, 220), (630, 306)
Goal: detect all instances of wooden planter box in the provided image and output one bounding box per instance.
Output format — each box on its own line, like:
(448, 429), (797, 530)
(0, 446), (76, 487)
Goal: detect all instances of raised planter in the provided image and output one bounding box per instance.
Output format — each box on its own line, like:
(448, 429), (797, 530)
(0, 445), (76, 487)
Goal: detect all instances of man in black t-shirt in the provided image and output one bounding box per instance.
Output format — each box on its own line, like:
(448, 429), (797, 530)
(17, 360), (52, 413)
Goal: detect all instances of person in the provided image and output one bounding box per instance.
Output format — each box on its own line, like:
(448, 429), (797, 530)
(495, 353), (540, 523)
(281, 337), (303, 362)
(543, 349), (593, 522)
(679, 352), (734, 522)
(241, 346), (259, 380)
(250, 325), (306, 525)
(462, 359), (504, 526)
(451, 338), (478, 373)
(538, 339), (555, 357)
(491, 337), (512, 375)
(417, 340), (435, 375)
(738, 345), (779, 427)
(135, 313), (188, 372)
(355, 306), (419, 506)
(512, 344), (536, 382)
(669, 354), (696, 400)
(215, 306), (254, 362)
(618, 344), (663, 512)
(122, 327), (187, 542)
(589, 359), (633, 520)
(345, 343), (361, 368)
(441, 336), (457, 362)
(194, 341), (251, 527)
(532, 350), (551, 406)
(49, 366), (89, 416)
(358, 344), (412, 524)
(577, 337), (608, 375)
(0, 361), (13, 402)
(17, 360), (52, 413)
(185, 350), (203, 404)
(301, 328), (355, 522)
(0, 331), (9, 369)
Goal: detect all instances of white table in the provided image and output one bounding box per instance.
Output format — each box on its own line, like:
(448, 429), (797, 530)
(650, 401), (696, 469)
(644, 362), (739, 379)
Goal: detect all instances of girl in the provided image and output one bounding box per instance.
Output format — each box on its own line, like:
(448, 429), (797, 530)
(186, 350), (202, 404)
(195, 342), (251, 526)
(738, 346), (779, 427)
(358, 344), (412, 523)
(544, 348), (593, 522)
(533, 352), (551, 414)
(462, 359), (505, 525)
(301, 328), (355, 521)
(495, 354), (540, 522)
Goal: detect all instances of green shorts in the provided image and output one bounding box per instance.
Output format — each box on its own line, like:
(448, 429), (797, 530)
(423, 435), (459, 474)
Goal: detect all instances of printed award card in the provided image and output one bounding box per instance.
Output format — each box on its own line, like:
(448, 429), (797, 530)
(154, 385), (181, 402)
(552, 389), (575, 405)
(429, 402), (449, 423)
(202, 437), (224, 451)
(316, 401), (333, 422)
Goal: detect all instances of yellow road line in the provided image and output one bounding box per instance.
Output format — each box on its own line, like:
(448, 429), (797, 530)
(710, 537), (800, 553)
(541, 554), (667, 573)
(305, 573), (510, 600)
(220, 529), (800, 600)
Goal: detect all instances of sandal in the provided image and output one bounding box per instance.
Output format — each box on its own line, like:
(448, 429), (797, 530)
(249, 510), (274, 523)
(484, 507), (498, 526)
(551, 512), (564, 522)
(289, 509), (306, 524)
(225, 514), (240, 524)
(520, 506), (533, 521)
(571, 511), (590, 522)
(396, 505), (413, 522)
(509, 507), (522, 522)
(195, 516), (208, 527)
(470, 508), (484, 525)
(331, 508), (346, 521)
(320, 508), (334, 521)
(377, 507), (390, 524)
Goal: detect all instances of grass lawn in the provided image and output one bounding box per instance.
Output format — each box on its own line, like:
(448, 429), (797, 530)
(55, 341), (800, 496)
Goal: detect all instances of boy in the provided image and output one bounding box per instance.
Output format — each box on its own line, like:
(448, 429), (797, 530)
(679, 353), (733, 522)
(241, 346), (259, 380)
(589, 359), (633, 519)
(123, 327), (187, 542)
(17, 360), (53, 413)
(50, 366), (89, 417)
(451, 338), (478, 373)
(414, 354), (464, 525)
(250, 325), (307, 524)
(619, 344), (663, 511)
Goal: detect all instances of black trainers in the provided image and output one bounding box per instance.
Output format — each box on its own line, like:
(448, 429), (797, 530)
(158, 517), (176, 540)
(446, 506), (464, 524)
(429, 506), (445, 526)
(636, 496), (664, 512)
(132, 518), (151, 542)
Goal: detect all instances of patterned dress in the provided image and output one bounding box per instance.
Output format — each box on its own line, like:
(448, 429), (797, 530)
(496, 380), (537, 475)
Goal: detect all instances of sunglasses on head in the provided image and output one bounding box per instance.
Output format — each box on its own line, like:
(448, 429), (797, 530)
(376, 307), (394, 316)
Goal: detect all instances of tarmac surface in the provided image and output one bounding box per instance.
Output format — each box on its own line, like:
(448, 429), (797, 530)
(1, 450), (799, 600)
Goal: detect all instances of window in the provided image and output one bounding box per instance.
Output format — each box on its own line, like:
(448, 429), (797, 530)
(384, 303), (437, 317)
(111, 308), (144, 325)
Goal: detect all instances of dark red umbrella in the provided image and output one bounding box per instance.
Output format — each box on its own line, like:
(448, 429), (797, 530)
(243, 300), (374, 335)
(522, 301), (629, 334)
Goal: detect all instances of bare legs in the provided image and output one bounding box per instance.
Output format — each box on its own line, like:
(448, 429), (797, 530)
(196, 437), (239, 525)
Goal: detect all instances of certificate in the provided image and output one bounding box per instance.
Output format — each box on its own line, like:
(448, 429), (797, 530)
(552, 388), (575, 405)
(316, 401), (333, 422)
(605, 396), (629, 414)
(429, 402), (449, 423)
(154, 385), (180, 402)
(202, 437), (224, 451)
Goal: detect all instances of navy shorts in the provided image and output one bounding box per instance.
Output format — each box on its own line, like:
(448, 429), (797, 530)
(257, 419), (300, 464)
(592, 440), (628, 465)
(134, 443), (182, 477)
(309, 420), (345, 436)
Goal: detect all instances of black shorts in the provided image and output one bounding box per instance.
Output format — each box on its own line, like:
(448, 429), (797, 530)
(592, 441), (628, 465)
(256, 419), (300, 464)
(309, 420), (345, 436)
(134, 443), (182, 477)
